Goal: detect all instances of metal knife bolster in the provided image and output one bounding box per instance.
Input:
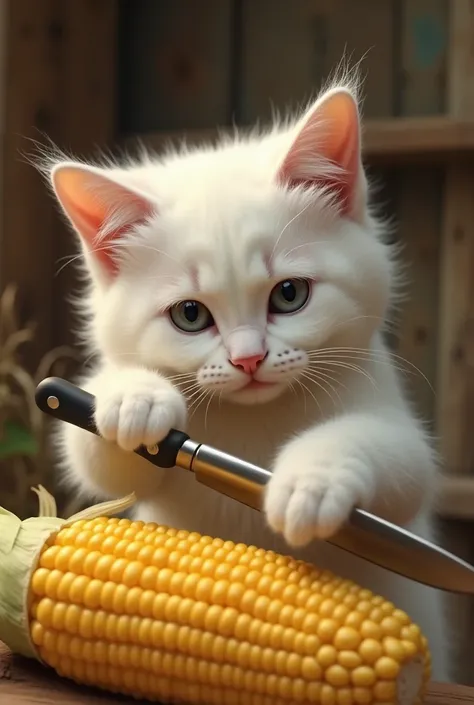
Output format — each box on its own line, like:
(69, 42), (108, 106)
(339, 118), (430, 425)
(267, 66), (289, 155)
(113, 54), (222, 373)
(177, 439), (272, 510)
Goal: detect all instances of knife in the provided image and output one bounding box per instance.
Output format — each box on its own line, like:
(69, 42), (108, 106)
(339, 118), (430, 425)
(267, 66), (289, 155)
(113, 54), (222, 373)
(35, 375), (474, 595)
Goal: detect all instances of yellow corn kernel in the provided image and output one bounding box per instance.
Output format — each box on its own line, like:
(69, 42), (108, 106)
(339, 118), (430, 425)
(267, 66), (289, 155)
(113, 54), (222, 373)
(0, 488), (431, 704)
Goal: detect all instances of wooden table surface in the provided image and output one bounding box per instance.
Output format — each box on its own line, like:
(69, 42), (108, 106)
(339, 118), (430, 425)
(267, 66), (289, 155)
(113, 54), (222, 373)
(1, 643), (473, 704)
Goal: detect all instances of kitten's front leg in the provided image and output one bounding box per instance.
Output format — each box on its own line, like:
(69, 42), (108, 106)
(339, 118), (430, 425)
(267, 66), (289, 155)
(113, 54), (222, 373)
(264, 411), (438, 547)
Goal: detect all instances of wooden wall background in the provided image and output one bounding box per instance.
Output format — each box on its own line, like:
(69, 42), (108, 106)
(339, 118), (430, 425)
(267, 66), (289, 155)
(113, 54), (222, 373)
(0, 0), (474, 684)
(1, 0), (117, 355)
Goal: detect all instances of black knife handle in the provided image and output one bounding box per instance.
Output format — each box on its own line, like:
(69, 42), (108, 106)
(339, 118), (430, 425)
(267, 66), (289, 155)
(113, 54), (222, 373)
(35, 376), (190, 468)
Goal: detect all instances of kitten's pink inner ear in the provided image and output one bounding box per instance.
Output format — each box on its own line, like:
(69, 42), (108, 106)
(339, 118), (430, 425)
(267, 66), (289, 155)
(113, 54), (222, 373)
(278, 91), (361, 216)
(52, 166), (153, 275)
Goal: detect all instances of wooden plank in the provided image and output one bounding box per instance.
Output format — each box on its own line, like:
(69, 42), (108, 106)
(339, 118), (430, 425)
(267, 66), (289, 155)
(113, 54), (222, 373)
(239, 0), (395, 125)
(1, 0), (60, 369)
(447, 0), (474, 118)
(436, 0), (474, 477)
(240, 0), (330, 124)
(0, 642), (471, 703)
(362, 116), (474, 161)
(436, 164), (474, 476)
(48, 1), (118, 351)
(322, 0), (396, 118)
(0, 0), (118, 365)
(435, 4), (474, 686)
(391, 169), (442, 424)
(122, 117), (474, 165)
(392, 2), (447, 429)
(399, 0), (449, 116)
(118, 0), (233, 134)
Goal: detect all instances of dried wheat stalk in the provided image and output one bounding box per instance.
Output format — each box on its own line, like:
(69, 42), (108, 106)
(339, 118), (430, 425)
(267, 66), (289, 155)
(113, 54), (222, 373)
(0, 283), (81, 517)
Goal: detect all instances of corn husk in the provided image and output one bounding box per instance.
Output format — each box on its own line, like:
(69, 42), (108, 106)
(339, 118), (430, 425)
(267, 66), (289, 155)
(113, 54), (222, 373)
(0, 486), (137, 659)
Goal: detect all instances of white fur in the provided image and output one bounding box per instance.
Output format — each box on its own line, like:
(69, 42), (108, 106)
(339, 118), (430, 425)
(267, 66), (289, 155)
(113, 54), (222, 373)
(45, 74), (451, 682)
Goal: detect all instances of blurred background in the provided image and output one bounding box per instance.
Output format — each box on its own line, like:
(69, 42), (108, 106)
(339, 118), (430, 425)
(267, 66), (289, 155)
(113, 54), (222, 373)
(0, 0), (472, 683)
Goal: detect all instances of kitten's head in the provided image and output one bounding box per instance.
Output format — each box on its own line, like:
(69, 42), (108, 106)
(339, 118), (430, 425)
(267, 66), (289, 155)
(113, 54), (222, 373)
(47, 81), (395, 406)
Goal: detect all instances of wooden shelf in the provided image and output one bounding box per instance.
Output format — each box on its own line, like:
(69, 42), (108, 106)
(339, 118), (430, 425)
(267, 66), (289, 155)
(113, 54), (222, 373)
(122, 117), (474, 165)
(364, 116), (474, 163)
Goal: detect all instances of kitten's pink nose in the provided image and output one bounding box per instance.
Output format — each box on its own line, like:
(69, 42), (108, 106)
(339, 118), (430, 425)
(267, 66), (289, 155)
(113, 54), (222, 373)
(230, 353), (265, 375)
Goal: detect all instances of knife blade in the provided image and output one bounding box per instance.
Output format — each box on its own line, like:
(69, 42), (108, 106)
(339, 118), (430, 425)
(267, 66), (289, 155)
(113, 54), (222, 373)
(35, 375), (474, 594)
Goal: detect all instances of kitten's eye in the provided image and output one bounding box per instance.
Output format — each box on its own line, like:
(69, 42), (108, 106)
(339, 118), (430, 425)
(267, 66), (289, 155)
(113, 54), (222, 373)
(169, 300), (214, 333)
(269, 279), (310, 314)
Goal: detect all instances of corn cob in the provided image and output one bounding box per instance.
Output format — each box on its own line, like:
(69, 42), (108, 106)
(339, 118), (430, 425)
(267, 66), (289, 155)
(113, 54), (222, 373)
(0, 487), (430, 704)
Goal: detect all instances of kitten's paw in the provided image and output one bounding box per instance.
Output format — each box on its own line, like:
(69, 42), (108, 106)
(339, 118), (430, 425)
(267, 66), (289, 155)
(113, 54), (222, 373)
(93, 369), (187, 452)
(265, 438), (374, 547)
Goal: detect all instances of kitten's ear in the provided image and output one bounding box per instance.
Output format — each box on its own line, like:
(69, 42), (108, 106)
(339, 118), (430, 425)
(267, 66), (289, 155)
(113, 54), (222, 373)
(51, 162), (155, 279)
(277, 88), (366, 221)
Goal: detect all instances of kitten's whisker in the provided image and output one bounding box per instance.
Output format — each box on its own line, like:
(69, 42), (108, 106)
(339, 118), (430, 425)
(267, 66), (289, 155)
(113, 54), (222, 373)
(307, 361), (363, 389)
(307, 367), (350, 394)
(309, 344), (421, 368)
(183, 385), (206, 403)
(299, 371), (342, 410)
(180, 379), (201, 390)
(309, 358), (376, 387)
(57, 240), (188, 278)
(183, 381), (203, 394)
(308, 349), (432, 392)
(309, 359), (378, 391)
(188, 389), (211, 421)
(270, 200), (313, 262)
(181, 388), (202, 402)
(112, 241), (188, 274)
(301, 368), (347, 400)
(55, 252), (86, 276)
(174, 383), (198, 393)
(295, 378), (323, 415)
(166, 372), (198, 382)
(187, 388), (207, 412)
(169, 381), (199, 394)
(313, 354), (416, 382)
(170, 381), (198, 389)
(288, 380), (305, 412)
(307, 346), (434, 392)
(188, 395), (207, 413)
(204, 391), (216, 430)
(82, 351), (100, 367)
(281, 239), (331, 259)
(326, 313), (387, 332)
(165, 369), (197, 375)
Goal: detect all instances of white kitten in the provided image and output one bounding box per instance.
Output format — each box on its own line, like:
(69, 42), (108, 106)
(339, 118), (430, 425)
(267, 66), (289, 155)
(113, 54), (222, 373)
(45, 74), (451, 681)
